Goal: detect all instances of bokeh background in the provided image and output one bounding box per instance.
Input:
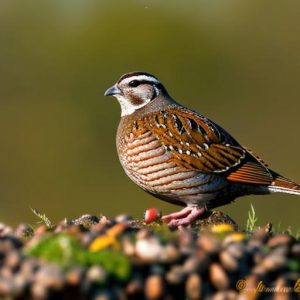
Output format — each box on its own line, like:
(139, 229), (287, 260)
(0, 1), (299, 229)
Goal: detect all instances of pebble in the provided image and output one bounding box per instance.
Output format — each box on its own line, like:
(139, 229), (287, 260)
(34, 264), (64, 290)
(0, 213), (298, 299)
(291, 243), (300, 259)
(267, 234), (294, 248)
(122, 237), (135, 256)
(4, 250), (21, 270)
(135, 237), (163, 262)
(166, 265), (185, 284)
(209, 263), (230, 291)
(66, 267), (84, 285)
(210, 290), (238, 300)
(86, 266), (107, 284)
(159, 244), (180, 263)
(219, 250), (238, 272)
(125, 277), (143, 295)
(144, 274), (165, 300)
(185, 273), (202, 300)
(197, 233), (220, 254)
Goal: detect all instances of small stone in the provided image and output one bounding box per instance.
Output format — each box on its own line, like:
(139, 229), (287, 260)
(183, 256), (206, 273)
(197, 233), (220, 254)
(4, 250), (21, 270)
(186, 273), (202, 300)
(31, 282), (48, 299)
(34, 224), (48, 235)
(86, 266), (107, 284)
(135, 237), (163, 262)
(12, 273), (27, 297)
(166, 265), (185, 284)
(209, 263), (229, 291)
(115, 214), (133, 223)
(273, 277), (292, 300)
(260, 252), (287, 272)
(34, 264), (64, 290)
(144, 274), (165, 300)
(291, 243), (300, 260)
(122, 237), (135, 256)
(178, 228), (196, 254)
(14, 223), (34, 238)
(159, 244), (180, 263)
(223, 233), (246, 246)
(267, 234), (294, 248)
(210, 290), (238, 300)
(136, 228), (151, 240)
(0, 277), (14, 296)
(225, 243), (246, 259)
(125, 278), (143, 295)
(66, 267), (84, 285)
(0, 223), (13, 236)
(238, 274), (259, 299)
(219, 251), (238, 272)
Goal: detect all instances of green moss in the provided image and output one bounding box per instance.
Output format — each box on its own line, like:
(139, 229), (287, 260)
(26, 233), (131, 281)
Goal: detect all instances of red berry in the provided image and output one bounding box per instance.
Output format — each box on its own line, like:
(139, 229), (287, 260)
(144, 208), (161, 223)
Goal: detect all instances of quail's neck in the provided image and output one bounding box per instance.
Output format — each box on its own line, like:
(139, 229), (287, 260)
(121, 95), (178, 120)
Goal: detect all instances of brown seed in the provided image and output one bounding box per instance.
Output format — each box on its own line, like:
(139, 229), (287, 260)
(209, 263), (229, 291)
(144, 275), (165, 300)
(186, 273), (202, 300)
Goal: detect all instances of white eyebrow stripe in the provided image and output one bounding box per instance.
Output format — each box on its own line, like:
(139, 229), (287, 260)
(121, 75), (160, 85)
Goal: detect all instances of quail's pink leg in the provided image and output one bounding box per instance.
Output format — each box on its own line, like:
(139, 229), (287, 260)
(162, 206), (206, 228)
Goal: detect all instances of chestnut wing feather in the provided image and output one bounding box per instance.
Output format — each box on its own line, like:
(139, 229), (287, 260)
(141, 108), (247, 173)
(130, 107), (274, 185)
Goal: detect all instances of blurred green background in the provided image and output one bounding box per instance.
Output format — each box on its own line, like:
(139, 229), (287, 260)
(0, 1), (299, 229)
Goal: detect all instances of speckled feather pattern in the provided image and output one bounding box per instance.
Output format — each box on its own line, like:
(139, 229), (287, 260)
(111, 72), (300, 213)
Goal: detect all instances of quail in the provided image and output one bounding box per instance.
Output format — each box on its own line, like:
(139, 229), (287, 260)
(104, 71), (300, 227)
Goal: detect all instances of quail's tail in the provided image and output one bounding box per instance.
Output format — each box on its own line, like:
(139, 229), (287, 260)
(268, 171), (300, 195)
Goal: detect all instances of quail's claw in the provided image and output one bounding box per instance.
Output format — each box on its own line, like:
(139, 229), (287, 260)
(162, 206), (206, 228)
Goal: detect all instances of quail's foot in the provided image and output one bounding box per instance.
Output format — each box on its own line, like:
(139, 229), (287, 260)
(162, 206), (206, 228)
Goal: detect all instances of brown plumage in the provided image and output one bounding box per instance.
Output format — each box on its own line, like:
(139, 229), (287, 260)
(105, 71), (300, 227)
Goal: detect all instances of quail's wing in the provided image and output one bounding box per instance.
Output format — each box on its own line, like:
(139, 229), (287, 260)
(134, 107), (273, 185)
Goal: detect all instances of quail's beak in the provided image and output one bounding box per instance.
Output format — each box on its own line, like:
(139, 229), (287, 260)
(104, 85), (122, 97)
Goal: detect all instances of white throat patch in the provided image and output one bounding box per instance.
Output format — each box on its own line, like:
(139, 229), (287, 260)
(115, 95), (151, 116)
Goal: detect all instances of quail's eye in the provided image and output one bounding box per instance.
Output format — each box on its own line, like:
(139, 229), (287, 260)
(128, 80), (140, 87)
